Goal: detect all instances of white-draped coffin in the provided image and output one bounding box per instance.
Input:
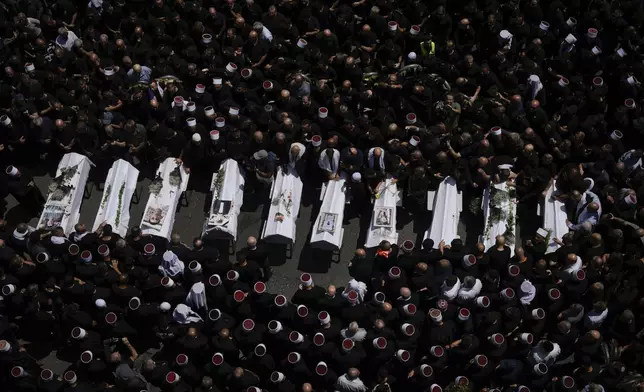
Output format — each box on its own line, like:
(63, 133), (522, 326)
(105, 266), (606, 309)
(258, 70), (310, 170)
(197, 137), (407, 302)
(92, 160), (139, 237)
(310, 178), (347, 250)
(541, 182), (568, 253)
(424, 177), (462, 248)
(37, 153), (93, 234)
(365, 179), (399, 248)
(140, 158), (190, 240)
(480, 182), (517, 256)
(261, 166), (303, 244)
(203, 159), (245, 240)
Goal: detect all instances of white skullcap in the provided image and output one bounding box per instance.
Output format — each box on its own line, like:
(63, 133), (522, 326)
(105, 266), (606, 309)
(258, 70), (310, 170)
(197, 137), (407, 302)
(408, 52), (417, 61)
(192, 133), (202, 142)
(160, 302), (172, 311)
(95, 299), (107, 309)
(352, 172), (362, 182)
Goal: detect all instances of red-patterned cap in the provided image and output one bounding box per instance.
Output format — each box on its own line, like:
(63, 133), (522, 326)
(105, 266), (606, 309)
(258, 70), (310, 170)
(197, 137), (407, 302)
(313, 333), (325, 346)
(297, 305), (308, 317)
(316, 363), (328, 375)
(242, 319), (255, 331)
(233, 290), (245, 302)
(212, 353), (224, 365)
(562, 376), (575, 388)
(275, 295), (286, 306)
(342, 338), (354, 350)
(254, 281), (266, 294)
(176, 354), (188, 365)
(105, 312), (117, 324)
(166, 371), (179, 384)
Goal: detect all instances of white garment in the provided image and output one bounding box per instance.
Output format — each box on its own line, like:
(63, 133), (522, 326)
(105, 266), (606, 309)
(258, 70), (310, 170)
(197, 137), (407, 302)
(519, 280), (537, 305)
(584, 308), (608, 328)
(457, 279), (482, 300)
(368, 148), (386, 173)
(441, 278), (461, 300)
(563, 256), (582, 275)
(260, 26), (273, 42)
(335, 375), (367, 392)
(50, 235), (67, 245)
(71, 231), (89, 242)
(56, 31), (79, 51)
(186, 282), (208, 310)
(341, 328), (368, 342)
(530, 342), (561, 365)
(318, 148), (340, 175)
(343, 279), (368, 303)
(158, 250), (185, 277)
(528, 75), (543, 100)
(173, 304), (203, 324)
(288, 143), (306, 169)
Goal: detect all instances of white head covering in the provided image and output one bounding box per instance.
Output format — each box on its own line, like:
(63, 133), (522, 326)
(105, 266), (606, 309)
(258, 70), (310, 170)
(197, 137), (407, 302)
(159, 251), (185, 277)
(173, 304), (203, 324)
(441, 277), (461, 300)
(519, 280), (536, 305)
(186, 282), (208, 310)
(528, 75), (543, 99)
(343, 279), (367, 303)
(288, 142), (306, 168)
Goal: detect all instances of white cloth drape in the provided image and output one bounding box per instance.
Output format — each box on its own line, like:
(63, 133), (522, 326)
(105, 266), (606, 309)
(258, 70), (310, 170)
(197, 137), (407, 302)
(173, 304), (203, 324)
(159, 250), (184, 277)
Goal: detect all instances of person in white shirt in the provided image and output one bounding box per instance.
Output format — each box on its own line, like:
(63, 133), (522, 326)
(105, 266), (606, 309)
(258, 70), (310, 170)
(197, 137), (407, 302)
(336, 368), (367, 392)
(341, 322), (367, 342)
(252, 22), (273, 42)
(584, 301), (608, 328)
(55, 27), (79, 51)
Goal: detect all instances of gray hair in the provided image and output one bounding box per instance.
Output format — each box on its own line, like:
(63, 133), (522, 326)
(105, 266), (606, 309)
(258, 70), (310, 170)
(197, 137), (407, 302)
(252, 22), (263, 31)
(115, 239), (127, 249)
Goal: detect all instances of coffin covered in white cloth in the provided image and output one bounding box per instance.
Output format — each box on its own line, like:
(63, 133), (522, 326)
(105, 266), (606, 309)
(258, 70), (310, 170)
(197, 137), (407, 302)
(424, 177), (462, 248)
(261, 166), (303, 244)
(310, 177), (347, 250)
(140, 158), (190, 240)
(365, 179), (399, 248)
(480, 182), (517, 256)
(540, 182), (568, 253)
(37, 153), (93, 234)
(202, 159), (245, 240)
(92, 159), (139, 236)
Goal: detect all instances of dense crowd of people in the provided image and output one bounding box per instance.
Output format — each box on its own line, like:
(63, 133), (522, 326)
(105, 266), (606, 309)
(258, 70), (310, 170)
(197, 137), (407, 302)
(2, 0), (644, 392)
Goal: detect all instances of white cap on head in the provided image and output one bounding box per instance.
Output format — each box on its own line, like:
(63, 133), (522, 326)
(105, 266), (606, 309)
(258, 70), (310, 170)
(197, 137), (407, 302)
(388, 21), (398, 31)
(25, 63), (35, 72)
(565, 34), (577, 44)
(187, 118), (197, 127)
(213, 78), (223, 85)
(95, 299), (107, 309)
(490, 126), (502, 136)
(539, 21), (550, 31)
(408, 52), (417, 61)
(587, 28), (598, 39)
(352, 172), (362, 182)
(500, 30), (512, 39)
(229, 107), (240, 115)
(225, 63), (237, 73)
(160, 302), (172, 311)
(591, 46), (602, 55)
(566, 17), (577, 27)
(202, 34), (212, 44)
(192, 133), (201, 142)
(1, 115), (11, 126)
(409, 135), (420, 146)
(300, 273), (313, 287)
(617, 48), (627, 57)
(195, 84), (206, 94)
(318, 107), (328, 119)
(205, 106), (215, 116)
(297, 38), (307, 48)
(186, 102), (196, 112)
(410, 25), (420, 35)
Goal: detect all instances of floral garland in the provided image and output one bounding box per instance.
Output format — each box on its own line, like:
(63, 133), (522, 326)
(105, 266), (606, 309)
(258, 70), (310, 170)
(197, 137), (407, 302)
(101, 184), (112, 209)
(213, 166), (226, 200)
(115, 181), (125, 228)
(169, 165), (183, 187)
(149, 174), (163, 196)
(484, 186), (516, 243)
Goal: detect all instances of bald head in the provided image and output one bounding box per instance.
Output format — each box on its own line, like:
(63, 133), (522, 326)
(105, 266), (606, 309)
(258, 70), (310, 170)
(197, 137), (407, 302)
(327, 285), (336, 296)
(355, 248), (366, 258)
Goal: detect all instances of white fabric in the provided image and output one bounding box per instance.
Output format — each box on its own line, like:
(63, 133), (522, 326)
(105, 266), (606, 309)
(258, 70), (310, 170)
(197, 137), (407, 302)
(457, 279), (482, 300)
(288, 143), (306, 171)
(481, 183), (517, 256)
(318, 148), (340, 175)
(563, 256), (582, 275)
(37, 153), (94, 234)
(311, 175), (347, 249)
(92, 159), (139, 236)
(50, 235), (66, 245)
(260, 26), (273, 42)
(55, 31), (79, 51)
(365, 179), (399, 247)
(584, 308), (608, 328)
(173, 304), (203, 324)
(159, 250), (185, 277)
(530, 342), (561, 365)
(262, 166), (303, 244)
(186, 282), (208, 310)
(343, 279), (367, 303)
(140, 158), (190, 240)
(203, 159), (245, 240)
(542, 182), (568, 253)
(425, 177), (462, 247)
(368, 148), (386, 173)
(71, 231), (89, 242)
(441, 278), (461, 300)
(336, 374), (368, 392)
(519, 280), (537, 305)
(528, 75), (543, 100)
